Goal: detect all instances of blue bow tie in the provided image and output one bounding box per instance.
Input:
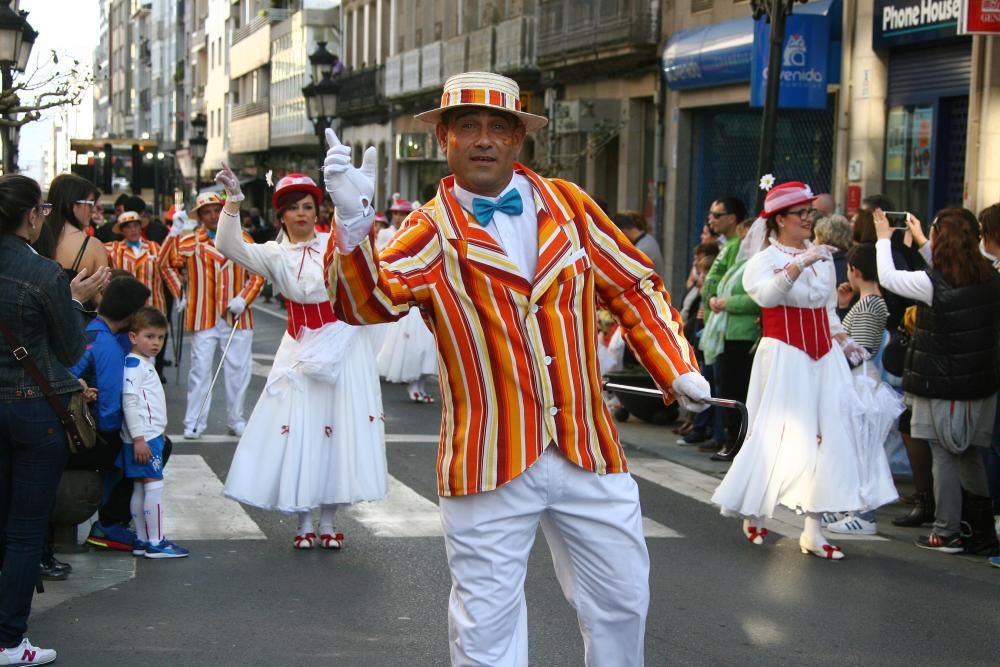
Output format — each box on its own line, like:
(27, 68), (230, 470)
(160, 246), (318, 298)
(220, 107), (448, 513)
(126, 240), (142, 250)
(471, 189), (523, 226)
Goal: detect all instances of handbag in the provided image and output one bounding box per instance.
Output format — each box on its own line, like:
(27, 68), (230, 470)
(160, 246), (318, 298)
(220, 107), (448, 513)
(0, 320), (97, 453)
(880, 327), (909, 377)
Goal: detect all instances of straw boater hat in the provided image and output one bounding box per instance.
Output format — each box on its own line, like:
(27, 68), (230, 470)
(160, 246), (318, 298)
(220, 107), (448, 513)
(112, 210), (143, 234)
(271, 173), (324, 210)
(759, 181), (817, 219)
(415, 72), (548, 132)
(190, 191), (225, 215)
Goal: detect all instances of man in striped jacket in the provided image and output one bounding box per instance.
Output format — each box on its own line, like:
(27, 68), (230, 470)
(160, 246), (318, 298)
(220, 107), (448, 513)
(324, 72), (710, 666)
(157, 191), (264, 439)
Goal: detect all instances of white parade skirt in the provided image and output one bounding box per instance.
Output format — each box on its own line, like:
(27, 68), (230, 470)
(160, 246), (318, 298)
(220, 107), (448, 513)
(377, 307), (438, 383)
(224, 320), (388, 512)
(710, 338), (899, 519)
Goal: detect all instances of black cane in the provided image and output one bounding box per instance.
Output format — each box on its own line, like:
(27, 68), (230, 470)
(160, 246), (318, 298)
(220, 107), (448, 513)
(173, 298), (185, 384)
(602, 381), (749, 448)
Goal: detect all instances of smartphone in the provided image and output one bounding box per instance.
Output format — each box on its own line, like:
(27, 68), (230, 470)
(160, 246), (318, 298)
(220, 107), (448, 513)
(884, 211), (910, 228)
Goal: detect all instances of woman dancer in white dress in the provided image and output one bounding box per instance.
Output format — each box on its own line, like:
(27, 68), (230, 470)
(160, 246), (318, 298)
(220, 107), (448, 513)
(711, 181), (897, 560)
(214, 166), (387, 550)
(375, 196), (439, 403)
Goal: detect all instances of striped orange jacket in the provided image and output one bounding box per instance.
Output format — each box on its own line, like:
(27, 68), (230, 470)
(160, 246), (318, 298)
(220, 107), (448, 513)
(326, 164), (698, 497)
(157, 228), (264, 332)
(105, 240), (173, 313)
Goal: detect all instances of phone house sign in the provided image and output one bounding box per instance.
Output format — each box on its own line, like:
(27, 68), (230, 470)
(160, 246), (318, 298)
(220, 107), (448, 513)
(874, 0), (962, 47)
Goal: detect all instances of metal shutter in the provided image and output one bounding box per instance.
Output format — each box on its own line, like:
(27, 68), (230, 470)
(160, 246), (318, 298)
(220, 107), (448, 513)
(887, 42), (972, 105)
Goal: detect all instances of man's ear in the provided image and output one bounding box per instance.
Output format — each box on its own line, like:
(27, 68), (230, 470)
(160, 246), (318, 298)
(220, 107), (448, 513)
(435, 122), (449, 154)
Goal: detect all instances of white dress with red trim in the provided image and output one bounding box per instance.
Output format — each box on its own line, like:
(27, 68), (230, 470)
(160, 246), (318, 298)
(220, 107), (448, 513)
(376, 307), (438, 383)
(219, 232), (387, 511)
(710, 242), (898, 519)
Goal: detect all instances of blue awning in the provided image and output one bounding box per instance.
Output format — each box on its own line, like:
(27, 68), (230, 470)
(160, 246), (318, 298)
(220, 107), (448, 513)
(663, 0), (841, 91)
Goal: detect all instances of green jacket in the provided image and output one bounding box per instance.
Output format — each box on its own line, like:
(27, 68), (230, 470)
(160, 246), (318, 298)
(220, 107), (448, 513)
(717, 262), (759, 342)
(702, 236), (740, 302)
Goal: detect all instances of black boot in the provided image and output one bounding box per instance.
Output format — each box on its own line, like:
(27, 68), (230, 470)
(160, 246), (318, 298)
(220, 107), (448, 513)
(892, 490), (935, 527)
(961, 491), (1000, 556)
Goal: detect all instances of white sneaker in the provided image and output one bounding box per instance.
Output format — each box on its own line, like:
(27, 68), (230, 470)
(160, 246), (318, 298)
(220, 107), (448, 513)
(183, 430), (201, 440)
(819, 512), (844, 527)
(227, 424), (245, 437)
(827, 514), (877, 536)
(0, 639), (56, 665)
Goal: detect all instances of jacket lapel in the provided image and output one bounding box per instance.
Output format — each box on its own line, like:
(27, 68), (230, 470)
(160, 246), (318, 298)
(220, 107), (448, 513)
(523, 170), (578, 305)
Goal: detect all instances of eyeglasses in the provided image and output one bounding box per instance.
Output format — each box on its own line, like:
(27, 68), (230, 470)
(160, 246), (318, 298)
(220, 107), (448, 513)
(786, 208), (817, 219)
(708, 211), (730, 218)
(74, 199), (98, 208)
(34, 202), (52, 216)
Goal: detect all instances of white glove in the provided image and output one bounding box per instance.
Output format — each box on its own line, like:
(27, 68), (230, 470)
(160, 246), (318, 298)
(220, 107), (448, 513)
(839, 337), (871, 367)
(227, 296), (246, 317)
(323, 128), (377, 249)
(169, 211), (186, 236)
(175, 297), (187, 313)
(215, 161), (244, 202)
(795, 244), (835, 269)
(671, 371), (712, 414)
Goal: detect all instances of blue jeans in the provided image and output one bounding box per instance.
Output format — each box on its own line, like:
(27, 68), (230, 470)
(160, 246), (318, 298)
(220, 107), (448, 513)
(0, 398), (69, 647)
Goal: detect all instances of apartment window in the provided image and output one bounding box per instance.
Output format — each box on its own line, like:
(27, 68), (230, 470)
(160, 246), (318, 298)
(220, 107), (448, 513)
(210, 41), (215, 68)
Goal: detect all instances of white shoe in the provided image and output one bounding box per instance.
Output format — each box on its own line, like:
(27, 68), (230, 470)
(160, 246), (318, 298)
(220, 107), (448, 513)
(227, 424), (245, 437)
(183, 430), (201, 440)
(0, 639), (57, 665)
(820, 512), (845, 527)
(827, 514), (877, 536)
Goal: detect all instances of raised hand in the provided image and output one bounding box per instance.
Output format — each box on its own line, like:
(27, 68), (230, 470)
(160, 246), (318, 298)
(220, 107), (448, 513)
(215, 161), (244, 201)
(323, 128), (377, 224)
(796, 244), (835, 269)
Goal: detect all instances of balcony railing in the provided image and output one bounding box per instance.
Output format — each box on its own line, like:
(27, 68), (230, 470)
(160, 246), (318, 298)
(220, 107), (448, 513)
(443, 35), (467, 79)
(467, 26), (495, 72)
(232, 9), (292, 46)
(421, 42), (443, 90)
(400, 48), (421, 95)
(385, 54), (402, 97)
(537, 0), (658, 64)
(336, 65), (386, 115)
(232, 100), (269, 121)
(494, 16), (536, 73)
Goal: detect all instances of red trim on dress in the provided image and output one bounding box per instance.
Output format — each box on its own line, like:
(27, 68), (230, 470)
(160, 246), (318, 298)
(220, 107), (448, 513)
(761, 306), (832, 360)
(285, 300), (338, 338)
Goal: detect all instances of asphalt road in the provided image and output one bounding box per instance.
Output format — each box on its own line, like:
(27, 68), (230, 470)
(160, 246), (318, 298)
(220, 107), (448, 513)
(29, 302), (1000, 665)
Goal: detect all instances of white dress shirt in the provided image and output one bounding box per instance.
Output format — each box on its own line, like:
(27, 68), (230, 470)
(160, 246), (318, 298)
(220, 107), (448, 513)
(452, 174), (539, 281)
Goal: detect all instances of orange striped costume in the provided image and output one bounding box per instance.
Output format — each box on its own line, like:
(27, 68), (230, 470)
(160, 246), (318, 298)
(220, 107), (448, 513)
(158, 228), (264, 331)
(105, 240), (174, 313)
(326, 164), (698, 497)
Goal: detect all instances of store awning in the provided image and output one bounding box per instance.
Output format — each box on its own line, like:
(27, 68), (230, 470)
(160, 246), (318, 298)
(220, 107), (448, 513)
(663, 0), (841, 91)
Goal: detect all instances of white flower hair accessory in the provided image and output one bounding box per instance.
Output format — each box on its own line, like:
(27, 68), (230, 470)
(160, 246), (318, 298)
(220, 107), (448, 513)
(759, 174), (776, 192)
(265, 169), (274, 187)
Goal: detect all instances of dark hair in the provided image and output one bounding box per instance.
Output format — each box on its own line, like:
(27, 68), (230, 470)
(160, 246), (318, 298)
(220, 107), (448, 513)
(130, 306), (168, 333)
(35, 174), (99, 258)
(862, 193), (895, 211)
(97, 276), (150, 321)
(851, 209), (876, 244)
(979, 203), (1000, 247)
(0, 174), (41, 236)
(931, 211), (993, 288)
(846, 242), (877, 282)
(612, 211), (648, 234)
(114, 194), (130, 208)
(934, 207), (979, 240)
(694, 242), (721, 259)
(123, 196), (146, 213)
(715, 197), (747, 223)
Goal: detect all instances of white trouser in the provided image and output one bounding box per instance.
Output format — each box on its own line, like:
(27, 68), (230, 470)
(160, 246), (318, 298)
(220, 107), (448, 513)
(184, 319), (253, 434)
(439, 446), (649, 667)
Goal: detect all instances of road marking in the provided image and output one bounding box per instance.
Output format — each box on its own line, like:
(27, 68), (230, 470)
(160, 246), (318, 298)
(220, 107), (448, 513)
(386, 434), (440, 443)
(31, 551), (135, 616)
(167, 433), (240, 443)
(252, 352), (275, 361)
(163, 455), (266, 540)
(628, 458), (888, 541)
(346, 475), (443, 537)
(251, 360), (271, 378)
(643, 517), (682, 538)
(252, 303), (287, 320)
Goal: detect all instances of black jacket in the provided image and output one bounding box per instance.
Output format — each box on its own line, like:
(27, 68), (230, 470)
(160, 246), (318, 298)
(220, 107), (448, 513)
(903, 271), (1000, 400)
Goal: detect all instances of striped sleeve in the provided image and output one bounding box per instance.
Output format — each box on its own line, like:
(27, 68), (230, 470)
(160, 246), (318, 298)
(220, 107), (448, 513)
(325, 214), (442, 325)
(573, 184), (698, 393)
(156, 235), (184, 298)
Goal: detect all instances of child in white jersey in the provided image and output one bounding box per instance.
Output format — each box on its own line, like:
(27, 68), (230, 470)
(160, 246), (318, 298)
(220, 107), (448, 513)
(117, 307), (190, 558)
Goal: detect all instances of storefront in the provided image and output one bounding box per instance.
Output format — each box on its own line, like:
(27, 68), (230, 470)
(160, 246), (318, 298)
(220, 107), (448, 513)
(663, 0), (841, 246)
(873, 0), (972, 220)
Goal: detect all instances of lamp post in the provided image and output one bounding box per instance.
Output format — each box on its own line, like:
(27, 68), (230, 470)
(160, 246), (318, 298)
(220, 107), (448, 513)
(750, 0), (806, 211)
(301, 41), (340, 169)
(0, 0), (35, 174)
(189, 112), (207, 194)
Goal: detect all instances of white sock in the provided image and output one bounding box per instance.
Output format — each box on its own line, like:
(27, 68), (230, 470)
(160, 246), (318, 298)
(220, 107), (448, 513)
(143, 481), (165, 545)
(319, 505), (338, 535)
(801, 514), (828, 547)
(407, 380), (420, 398)
(130, 481), (146, 541)
(297, 510), (314, 535)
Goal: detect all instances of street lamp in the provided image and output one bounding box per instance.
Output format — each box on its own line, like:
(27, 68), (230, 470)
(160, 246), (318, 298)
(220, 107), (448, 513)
(189, 112), (207, 192)
(302, 41), (340, 167)
(0, 1), (33, 174)
(750, 0), (807, 211)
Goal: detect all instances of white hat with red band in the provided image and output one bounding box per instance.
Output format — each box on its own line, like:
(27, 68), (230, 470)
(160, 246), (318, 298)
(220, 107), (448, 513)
(415, 72), (548, 132)
(272, 173), (324, 210)
(759, 181), (817, 219)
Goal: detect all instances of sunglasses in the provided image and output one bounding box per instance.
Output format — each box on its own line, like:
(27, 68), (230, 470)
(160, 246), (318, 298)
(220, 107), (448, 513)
(34, 202), (53, 216)
(708, 211), (730, 218)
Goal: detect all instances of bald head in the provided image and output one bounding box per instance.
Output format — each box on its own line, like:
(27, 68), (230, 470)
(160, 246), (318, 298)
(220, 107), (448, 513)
(813, 193), (834, 217)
